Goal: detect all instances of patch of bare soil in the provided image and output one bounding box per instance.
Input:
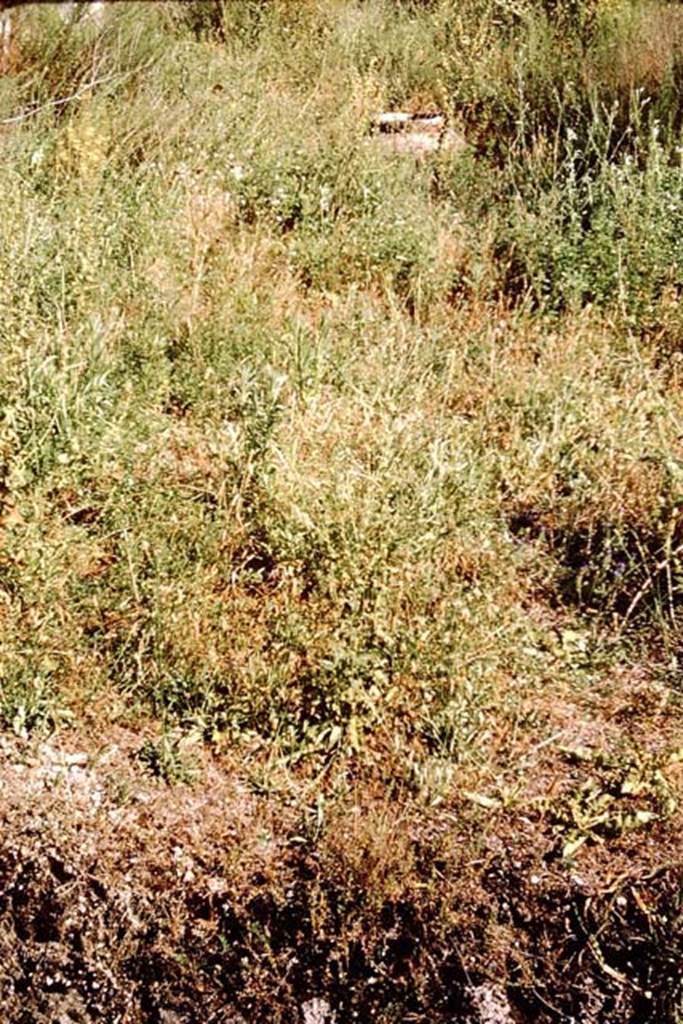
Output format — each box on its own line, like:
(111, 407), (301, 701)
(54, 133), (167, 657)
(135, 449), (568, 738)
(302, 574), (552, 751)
(0, 730), (681, 1023)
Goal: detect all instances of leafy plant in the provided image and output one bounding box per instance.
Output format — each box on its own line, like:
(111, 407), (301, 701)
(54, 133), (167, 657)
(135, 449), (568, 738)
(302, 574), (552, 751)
(137, 729), (199, 785)
(550, 745), (679, 859)
(0, 670), (61, 738)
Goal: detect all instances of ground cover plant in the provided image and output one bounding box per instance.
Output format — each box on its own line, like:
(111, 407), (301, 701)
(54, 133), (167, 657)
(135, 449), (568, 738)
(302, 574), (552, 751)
(1, 1), (683, 1020)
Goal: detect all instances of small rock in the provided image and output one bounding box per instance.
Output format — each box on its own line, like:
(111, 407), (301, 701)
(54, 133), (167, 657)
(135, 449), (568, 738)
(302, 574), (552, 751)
(42, 990), (91, 1024)
(469, 983), (514, 1024)
(301, 997), (335, 1024)
(376, 111), (445, 132)
(158, 1011), (184, 1024)
(39, 745), (89, 769)
(64, 751), (89, 767)
(371, 110), (466, 160)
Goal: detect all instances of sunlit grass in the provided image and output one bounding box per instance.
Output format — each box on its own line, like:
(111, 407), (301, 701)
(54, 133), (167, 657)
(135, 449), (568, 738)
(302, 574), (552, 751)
(0, 7), (682, 1002)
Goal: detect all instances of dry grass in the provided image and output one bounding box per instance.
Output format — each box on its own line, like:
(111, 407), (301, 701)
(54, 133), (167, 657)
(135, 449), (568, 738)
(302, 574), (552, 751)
(1, 1), (683, 1020)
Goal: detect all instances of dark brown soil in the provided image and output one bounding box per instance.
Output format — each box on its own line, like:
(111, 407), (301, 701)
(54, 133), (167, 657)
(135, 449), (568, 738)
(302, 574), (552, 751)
(0, 731), (681, 1023)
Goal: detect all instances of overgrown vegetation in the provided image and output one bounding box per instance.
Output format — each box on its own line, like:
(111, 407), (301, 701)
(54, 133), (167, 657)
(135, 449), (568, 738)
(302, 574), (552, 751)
(1, 1), (683, 1020)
